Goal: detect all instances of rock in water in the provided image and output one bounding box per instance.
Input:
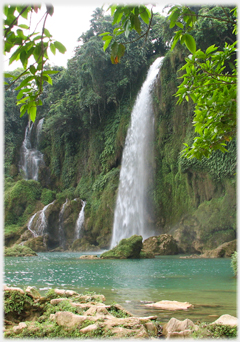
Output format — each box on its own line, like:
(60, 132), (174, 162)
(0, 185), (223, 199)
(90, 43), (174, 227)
(145, 300), (193, 310)
(101, 235), (143, 259)
(142, 234), (178, 255)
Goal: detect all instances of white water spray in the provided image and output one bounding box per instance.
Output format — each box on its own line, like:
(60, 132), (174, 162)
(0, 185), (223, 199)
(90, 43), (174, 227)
(19, 118), (45, 180)
(111, 57), (164, 248)
(75, 200), (86, 240)
(27, 201), (55, 237)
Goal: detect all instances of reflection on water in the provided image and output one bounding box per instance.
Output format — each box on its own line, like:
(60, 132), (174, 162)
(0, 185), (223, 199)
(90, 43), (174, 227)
(4, 253), (237, 323)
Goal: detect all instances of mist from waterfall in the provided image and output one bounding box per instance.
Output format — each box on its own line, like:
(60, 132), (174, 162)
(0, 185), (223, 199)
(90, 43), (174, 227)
(75, 200), (86, 240)
(110, 57), (164, 248)
(19, 118), (45, 180)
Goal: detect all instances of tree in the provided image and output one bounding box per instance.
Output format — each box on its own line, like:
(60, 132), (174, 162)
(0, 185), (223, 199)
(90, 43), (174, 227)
(3, 5), (66, 122)
(101, 5), (237, 159)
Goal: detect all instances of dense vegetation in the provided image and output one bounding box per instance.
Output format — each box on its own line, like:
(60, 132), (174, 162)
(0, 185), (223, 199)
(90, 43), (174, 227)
(4, 6), (236, 252)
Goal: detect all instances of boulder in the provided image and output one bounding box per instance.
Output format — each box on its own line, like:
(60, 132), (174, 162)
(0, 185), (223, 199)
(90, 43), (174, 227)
(25, 286), (41, 299)
(142, 234), (178, 255)
(145, 300), (193, 310)
(24, 236), (47, 252)
(163, 317), (197, 338)
(210, 314), (237, 327)
(4, 245), (37, 257)
(201, 240), (236, 258)
(100, 235), (143, 259)
(4, 285), (25, 295)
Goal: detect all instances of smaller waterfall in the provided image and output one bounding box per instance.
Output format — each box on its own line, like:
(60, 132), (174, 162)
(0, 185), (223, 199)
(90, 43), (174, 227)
(75, 200), (86, 240)
(58, 199), (69, 247)
(27, 201), (55, 237)
(27, 213), (38, 237)
(19, 118), (45, 180)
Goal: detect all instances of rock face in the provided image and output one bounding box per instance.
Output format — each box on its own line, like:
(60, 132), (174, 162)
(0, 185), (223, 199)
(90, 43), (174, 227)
(100, 235), (143, 259)
(142, 234), (178, 255)
(145, 300), (193, 311)
(201, 240), (236, 258)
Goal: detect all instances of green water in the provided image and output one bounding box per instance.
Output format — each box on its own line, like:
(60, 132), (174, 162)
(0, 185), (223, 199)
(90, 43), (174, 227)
(4, 252), (237, 323)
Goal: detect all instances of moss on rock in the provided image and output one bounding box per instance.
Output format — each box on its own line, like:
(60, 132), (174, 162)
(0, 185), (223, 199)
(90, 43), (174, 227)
(4, 245), (37, 257)
(100, 235), (143, 259)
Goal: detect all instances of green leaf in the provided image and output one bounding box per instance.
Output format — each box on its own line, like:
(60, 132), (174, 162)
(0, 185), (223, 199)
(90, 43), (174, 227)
(133, 15), (141, 34)
(184, 34), (196, 54)
(111, 42), (118, 55)
(99, 32), (111, 36)
(103, 38), (112, 51)
(29, 104), (37, 122)
(50, 43), (56, 55)
(117, 43), (125, 58)
(44, 28), (52, 38)
(18, 24), (29, 29)
(140, 7), (150, 24)
(20, 7), (29, 19)
(54, 41), (66, 54)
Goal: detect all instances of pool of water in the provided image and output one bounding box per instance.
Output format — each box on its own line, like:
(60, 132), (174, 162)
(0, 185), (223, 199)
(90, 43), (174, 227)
(4, 252), (237, 323)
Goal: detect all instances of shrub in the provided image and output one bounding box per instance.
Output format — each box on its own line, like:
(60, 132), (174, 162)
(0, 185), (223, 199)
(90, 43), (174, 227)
(231, 251), (237, 276)
(40, 188), (56, 205)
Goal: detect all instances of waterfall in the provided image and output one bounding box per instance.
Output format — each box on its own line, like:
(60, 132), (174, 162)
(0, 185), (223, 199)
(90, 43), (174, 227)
(27, 201), (55, 237)
(110, 57), (164, 248)
(75, 200), (86, 240)
(58, 199), (69, 247)
(19, 118), (45, 180)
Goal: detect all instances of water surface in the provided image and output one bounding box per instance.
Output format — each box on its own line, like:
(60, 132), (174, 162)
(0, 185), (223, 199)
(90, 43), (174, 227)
(4, 252), (236, 323)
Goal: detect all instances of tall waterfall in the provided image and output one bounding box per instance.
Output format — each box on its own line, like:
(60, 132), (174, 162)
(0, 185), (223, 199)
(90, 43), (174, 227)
(110, 57), (164, 248)
(19, 118), (45, 180)
(75, 200), (86, 240)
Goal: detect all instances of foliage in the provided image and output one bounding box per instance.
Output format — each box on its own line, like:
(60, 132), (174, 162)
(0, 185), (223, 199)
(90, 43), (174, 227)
(4, 290), (34, 314)
(231, 251), (237, 276)
(40, 188), (56, 205)
(191, 323), (237, 338)
(4, 244), (37, 257)
(5, 179), (42, 226)
(107, 305), (131, 318)
(4, 5), (66, 121)
(105, 4), (237, 159)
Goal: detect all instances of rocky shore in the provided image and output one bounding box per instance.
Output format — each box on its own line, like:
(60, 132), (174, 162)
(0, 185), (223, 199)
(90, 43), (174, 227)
(4, 285), (237, 339)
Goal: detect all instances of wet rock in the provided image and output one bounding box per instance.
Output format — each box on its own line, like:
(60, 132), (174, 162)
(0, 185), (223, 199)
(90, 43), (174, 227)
(142, 234), (178, 255)
(145, 300), (193, 310)
(100, 235), (143, 259)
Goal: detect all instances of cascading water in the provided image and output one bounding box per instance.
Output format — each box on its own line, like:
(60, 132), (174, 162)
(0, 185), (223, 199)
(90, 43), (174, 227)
(110, 57), (164, 248)
(27, 201), (55, 237)
(19, 118), (45, 180)
(75, 200), (86, 240)
(58, 199), (69, 247)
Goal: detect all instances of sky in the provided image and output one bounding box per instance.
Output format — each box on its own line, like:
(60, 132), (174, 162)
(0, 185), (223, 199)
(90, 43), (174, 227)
(3, 2), (168, 71)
